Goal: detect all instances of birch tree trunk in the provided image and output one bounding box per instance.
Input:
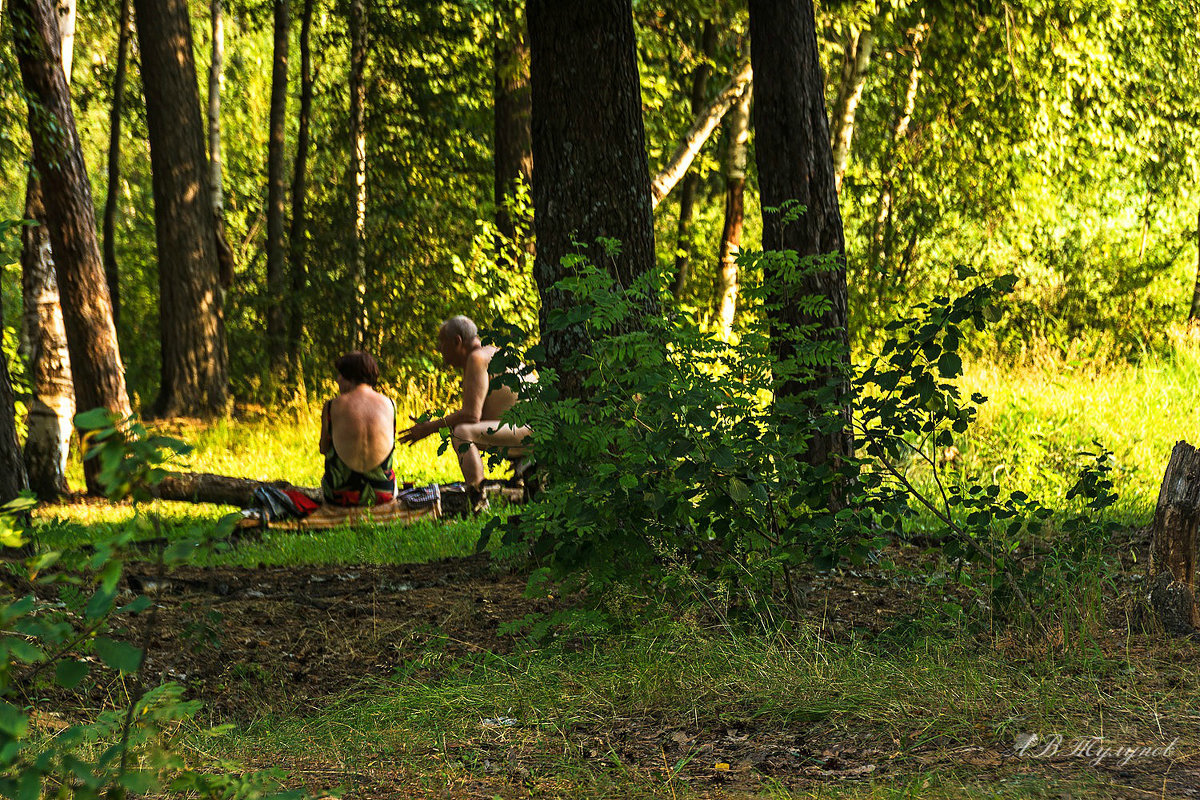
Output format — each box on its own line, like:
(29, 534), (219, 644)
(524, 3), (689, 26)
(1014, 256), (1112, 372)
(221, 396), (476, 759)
(266, 0), (290, 370)
(672, 20), (716, 300)
(208, 0), (235, 290)
(20, 0), (76, 499)
(716, 82), (752, 339)
(829, 23), (874, 192)
(10, 0), (133, 494)
(101, 0), (131, 323)
(288, 0), (315, 384)
(349, 0), (368, 348)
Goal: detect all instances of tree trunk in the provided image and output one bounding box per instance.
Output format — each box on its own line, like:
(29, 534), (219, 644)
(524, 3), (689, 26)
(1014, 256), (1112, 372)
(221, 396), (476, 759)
(134, 0), (230, 418)
(869, 20), (926, 278)
(151, 472), (321, 507)
(1189, 209), (1200, 321)
(528, 0), (657, 391)
(208, 0), (235, 291)
(101, 0), (131, 323)
(650, 57), (752, 208)
(19, 0), (74, 499)
(830, 23), (874, 192)
(716, 82), (752, 340)
(0, 304), (29, 508)
(288, 0), (315, 385)
(10, 0), (133, 495)
(266, 0), (290, 371)
(493, 0), (533, 266)
(348, 0), (368, 348)
(672, 20), (716, 300)
(748, 0), (851, 468)
(1148, 441), (1200, 634)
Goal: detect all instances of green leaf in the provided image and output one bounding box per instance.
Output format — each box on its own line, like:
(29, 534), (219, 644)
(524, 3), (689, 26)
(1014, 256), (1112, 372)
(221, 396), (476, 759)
(937, 352), (963, 378)
(728, 477), (751, 505)
(94, 637), (143, 674)
(74, 407), (115, 430)
(54, 659), (90, 689)
(0, 702), (28, 737)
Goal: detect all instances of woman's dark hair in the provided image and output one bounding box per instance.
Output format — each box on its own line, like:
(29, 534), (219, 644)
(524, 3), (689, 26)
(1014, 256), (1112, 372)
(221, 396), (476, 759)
(335, 351), (380, 386)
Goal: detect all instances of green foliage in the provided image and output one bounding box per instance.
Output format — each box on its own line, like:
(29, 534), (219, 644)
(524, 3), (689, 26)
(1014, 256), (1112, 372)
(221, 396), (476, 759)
(0, 413), (314, 799)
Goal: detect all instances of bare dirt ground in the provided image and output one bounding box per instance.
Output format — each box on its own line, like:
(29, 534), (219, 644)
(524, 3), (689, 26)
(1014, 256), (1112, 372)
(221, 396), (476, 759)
(27, 545), (1200, 798)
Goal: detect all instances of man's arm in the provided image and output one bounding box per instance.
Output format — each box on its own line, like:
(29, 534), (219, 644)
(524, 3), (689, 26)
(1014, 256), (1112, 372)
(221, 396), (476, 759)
(319, 399), (333, 454)
(399, 351), (489, 444)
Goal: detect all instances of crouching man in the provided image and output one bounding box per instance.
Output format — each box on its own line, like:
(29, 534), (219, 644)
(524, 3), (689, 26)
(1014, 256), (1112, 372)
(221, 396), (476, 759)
(320, 351), (397, 506)
(398, 316), (532, 512)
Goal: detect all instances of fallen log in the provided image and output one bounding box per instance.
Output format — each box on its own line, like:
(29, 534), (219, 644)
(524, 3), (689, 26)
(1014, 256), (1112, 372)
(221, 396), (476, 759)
(1147, 440), (1200, 634)
(151, 472), (321, 507)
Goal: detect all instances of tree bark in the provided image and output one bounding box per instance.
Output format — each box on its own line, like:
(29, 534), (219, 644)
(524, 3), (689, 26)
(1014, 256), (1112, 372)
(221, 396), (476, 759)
(0, 304), (29, 508)
(650, 57), (752, 208)
(493, 0), (533, 266)
(19, 0), (74, 499)
(528, 0), (657, 390)
(830, 23), (874, 192)
(672, 20), (716, 300)
(10, 0), (133, 495)
(151, 472), (321, 507)
(288, 0), (315, 384)
(1148, 440), (1200, 634)
(716, 82), (752, 340)
(208, 0), (235, 291)
(348, 0), (368, 349)
(266, 0), (290, 371)
(748, 0), (852, 467)
(101, 0), (131, 323)
(134, 0), (230, 418)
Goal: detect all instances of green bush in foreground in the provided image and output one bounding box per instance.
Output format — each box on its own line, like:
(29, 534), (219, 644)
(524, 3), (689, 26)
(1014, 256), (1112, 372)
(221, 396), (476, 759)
(0, 412), (313, 799)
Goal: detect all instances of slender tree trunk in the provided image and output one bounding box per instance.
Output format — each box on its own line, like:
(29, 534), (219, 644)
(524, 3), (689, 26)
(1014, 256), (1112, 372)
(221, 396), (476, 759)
(134, 0), (230, 418)
(672, 20), (716, 300)
(528, 0), (657, 393)
(716, 82), (752, 339)
(10, 0), (133, 495)
(208, 0), (235, 290)
(288, 0), (315, 384)
(650, 57), (752, 208)
(748, 0), (851, 467)
(20, 0), (75, 499)
(266, 0), (290, 371)
(0, 304), (29, 507)
(101, 0), (131, 323)
(348, 0), (368, 348)
(493, 0), (533, 266)
(1148, 441), (1200, 634)
(830, 23), (874, 191)
(869, 20), (926, 277)
(1189, 209), (1200, 321)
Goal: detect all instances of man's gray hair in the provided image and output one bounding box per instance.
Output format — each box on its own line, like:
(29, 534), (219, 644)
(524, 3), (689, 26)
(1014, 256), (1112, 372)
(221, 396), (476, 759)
(440, 315), (478, 343)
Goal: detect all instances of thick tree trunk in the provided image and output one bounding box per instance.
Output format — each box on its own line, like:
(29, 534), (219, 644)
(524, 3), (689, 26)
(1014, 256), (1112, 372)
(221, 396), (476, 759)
(829, 25), (874, 192)
(19, 0), (75, 499)
(748, 0), (851, 468)
(0, 305), (29, 508)
(716, 83), (752, 339)
(288, 0), (315, 384)
(208, 0), (235, 291)
(266, 0), (290, 370)
(134, 0), (230, 418)
(650, 58), (752, 208)
(151, 472), (321, 507)
(1148, 441), (1200, 634)
(348, 0), (368, 348)
(493, 0), (533, 266)
(10, 0), (132, 495)
(101, 0), (131, 323)
(672, 20), (716, 300)
(528, 0), (657, 391)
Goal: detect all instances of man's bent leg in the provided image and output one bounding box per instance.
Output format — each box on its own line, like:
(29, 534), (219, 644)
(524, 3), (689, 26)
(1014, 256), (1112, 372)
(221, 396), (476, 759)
(459, 421), (532, 455)
(451, 425), (486, 488)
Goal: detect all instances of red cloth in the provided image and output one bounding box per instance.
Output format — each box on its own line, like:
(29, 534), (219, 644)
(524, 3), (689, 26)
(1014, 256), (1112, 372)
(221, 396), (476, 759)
(283, 489), (322, 516)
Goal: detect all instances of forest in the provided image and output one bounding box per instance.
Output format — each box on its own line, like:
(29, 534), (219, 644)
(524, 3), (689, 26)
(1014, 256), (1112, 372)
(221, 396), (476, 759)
(2, 0), (1200, 796)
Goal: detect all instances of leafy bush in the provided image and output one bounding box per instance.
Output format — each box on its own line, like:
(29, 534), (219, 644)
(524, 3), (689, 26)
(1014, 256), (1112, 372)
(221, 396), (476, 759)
(0, 410), (312, 799)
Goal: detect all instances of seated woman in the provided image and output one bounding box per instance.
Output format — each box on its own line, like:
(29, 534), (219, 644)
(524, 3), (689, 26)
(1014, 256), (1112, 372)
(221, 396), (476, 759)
(319, 352), (397, 506)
